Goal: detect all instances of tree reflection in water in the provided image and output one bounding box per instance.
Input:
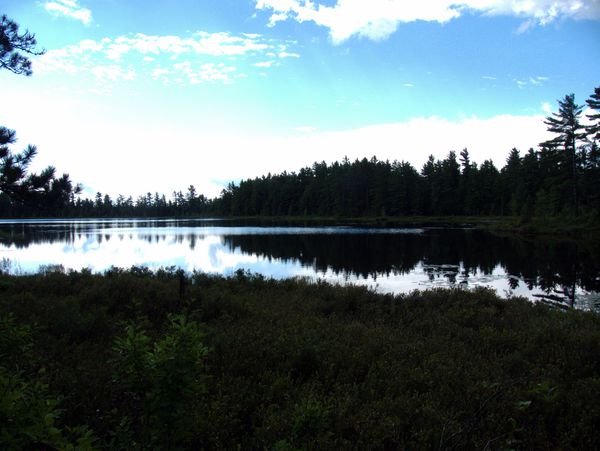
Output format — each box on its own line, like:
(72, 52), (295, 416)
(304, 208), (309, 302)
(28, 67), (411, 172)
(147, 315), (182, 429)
(221, 229), (599, 310)
(1, 220), (598, 310)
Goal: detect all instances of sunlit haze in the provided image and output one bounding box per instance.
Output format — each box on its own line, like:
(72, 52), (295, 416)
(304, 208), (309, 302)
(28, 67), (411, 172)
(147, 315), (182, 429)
(2, 0), (599, 198)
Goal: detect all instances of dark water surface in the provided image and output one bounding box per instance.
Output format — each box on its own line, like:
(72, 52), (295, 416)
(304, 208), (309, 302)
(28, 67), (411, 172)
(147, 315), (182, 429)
(1, 218), (599, 310)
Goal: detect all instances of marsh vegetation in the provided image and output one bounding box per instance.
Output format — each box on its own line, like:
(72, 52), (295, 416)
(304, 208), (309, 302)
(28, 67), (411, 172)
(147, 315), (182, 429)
(2, 268), (600, 449)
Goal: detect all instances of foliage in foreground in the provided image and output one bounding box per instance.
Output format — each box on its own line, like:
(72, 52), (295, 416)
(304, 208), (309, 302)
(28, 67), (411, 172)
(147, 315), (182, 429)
(1, 267), (599, 449)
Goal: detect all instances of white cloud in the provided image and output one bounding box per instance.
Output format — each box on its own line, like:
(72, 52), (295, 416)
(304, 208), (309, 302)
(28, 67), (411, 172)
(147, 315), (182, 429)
(105, 41), (131, 61)
(151, 67), (170, 79)
(101, 32), (274, 60)
(514, 75), (549, 88)
(33, 32), (297, 86)
(278, 51), (301, 58)
(173, 61), (238, 84)
(34, 47), (80, 74)
(256, 0), (600, 43)
(2, 86), (552, 198)
(529, 76), (549, 85)
(403, 82), (415, 88)
(253, 61), (276, 67)
(516, 19), (535, 33)
(43, 0), (92, 25)
(193, 32), (272, 55)
(91, 65), (136, 82)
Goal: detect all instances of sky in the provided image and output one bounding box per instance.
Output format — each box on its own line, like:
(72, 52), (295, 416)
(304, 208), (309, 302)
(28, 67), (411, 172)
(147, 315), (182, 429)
(1, 0), (599, 199)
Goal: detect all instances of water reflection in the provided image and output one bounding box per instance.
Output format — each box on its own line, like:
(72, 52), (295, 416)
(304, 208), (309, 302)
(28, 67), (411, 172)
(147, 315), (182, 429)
(0, 219), (598, 310)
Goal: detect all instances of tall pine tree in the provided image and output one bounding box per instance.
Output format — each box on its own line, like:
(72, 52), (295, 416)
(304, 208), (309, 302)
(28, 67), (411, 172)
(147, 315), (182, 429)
(586, 86), (600, 143)
(542, 94), (585, 216)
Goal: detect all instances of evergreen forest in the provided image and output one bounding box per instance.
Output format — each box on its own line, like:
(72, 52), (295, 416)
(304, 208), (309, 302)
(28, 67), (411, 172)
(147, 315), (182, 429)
(2, 87), (600, 223)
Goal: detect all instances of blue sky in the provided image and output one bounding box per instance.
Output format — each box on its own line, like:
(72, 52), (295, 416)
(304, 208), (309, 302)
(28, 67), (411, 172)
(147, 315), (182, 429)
(1, 0), (599, 198)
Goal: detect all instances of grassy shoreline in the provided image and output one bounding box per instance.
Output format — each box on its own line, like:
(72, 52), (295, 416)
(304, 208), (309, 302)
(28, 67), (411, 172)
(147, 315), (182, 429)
(198, 214), (600, 238)
(1, 268), (599, 449)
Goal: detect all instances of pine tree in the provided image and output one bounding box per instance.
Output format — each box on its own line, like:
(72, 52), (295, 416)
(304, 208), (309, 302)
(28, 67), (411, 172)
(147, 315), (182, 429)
(586, 86), (600, 143)
(0, 127), (79, 208)
(1, 17), (79, 213)
(501, 148), (523, 215)
(459, 148), (476, 214)
(542, 94), (586, 216)
(0, 14), (44, 76)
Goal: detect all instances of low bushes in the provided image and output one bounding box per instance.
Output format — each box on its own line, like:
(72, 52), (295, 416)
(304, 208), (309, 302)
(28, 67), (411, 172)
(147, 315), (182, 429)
(1, 267), (599, 449)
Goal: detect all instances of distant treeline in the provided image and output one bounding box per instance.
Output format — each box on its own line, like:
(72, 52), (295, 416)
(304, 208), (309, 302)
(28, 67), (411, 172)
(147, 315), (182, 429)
(2, 145), (597, 219)
(2, 88), (599, 219)
(213, 145), (600, 218)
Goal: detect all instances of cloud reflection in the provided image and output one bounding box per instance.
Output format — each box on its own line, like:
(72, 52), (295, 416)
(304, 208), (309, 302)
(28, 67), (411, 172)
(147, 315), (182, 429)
(0, 220), (598, 309)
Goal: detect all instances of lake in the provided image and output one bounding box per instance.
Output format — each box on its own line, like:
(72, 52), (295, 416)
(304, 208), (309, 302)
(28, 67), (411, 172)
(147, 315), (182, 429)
(1, 218), (599, 310)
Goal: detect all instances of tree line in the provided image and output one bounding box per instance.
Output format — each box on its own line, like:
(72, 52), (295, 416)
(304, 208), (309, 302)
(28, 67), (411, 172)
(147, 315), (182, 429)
(2, 87), (599, 219)
(1, 15), (599, 220)
(211, 89), (600, 219)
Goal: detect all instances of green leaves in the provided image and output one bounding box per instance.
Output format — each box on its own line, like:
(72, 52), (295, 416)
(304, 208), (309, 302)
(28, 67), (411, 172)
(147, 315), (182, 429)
(0, 314), (96, 450)
(111, 314), (209, 449)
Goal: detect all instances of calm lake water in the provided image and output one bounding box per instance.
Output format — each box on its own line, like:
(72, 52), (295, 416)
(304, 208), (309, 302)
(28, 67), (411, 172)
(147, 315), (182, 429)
(1, 218), (599, 310)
